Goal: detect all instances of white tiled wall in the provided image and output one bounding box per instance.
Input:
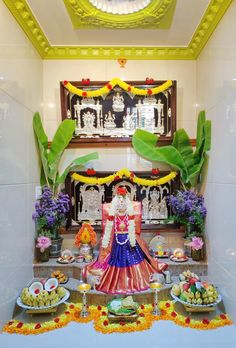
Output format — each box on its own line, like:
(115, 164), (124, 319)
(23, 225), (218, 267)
(197, 1), (236, 321)
(0, 1), (43, 328)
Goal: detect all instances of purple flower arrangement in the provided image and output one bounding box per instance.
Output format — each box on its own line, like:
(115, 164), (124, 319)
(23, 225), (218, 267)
(33, 186), (70, 239)
(167, 190), (207, 236)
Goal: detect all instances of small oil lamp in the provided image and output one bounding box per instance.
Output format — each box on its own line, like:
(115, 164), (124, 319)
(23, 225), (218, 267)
(78, 283), (91, 317)
(156, 245), (164, 257)
(150, 276), (164, 316)
(173, 248), (184, 259)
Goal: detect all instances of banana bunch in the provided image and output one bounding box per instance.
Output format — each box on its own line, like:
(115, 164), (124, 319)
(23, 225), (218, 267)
(20, 286), (66, 307)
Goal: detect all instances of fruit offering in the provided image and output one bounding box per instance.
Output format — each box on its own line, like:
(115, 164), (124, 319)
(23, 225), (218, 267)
(51, 270), (68, 284)
(172, 278), (220, 306)
(20, 286), (66, 307)
(179, 269), (200, 282)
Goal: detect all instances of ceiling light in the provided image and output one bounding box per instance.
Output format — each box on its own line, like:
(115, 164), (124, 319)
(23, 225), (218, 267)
(88, 0), (151, 15)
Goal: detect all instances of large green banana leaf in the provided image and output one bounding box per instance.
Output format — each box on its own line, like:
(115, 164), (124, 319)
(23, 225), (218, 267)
(56, 152), (99, 185)
(33, 112), (48, 149)
(172, 128), (194, 171)
(33, 113), (49, 185)
(47, 120), (76, 184)
(132, 129), (188, 182)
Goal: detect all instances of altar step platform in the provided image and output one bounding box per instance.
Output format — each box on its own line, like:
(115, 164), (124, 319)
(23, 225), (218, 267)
(33, 258), (208, 306)
(33, 257), (208, 280)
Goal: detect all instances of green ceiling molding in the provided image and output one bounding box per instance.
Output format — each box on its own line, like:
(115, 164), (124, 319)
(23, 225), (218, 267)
(2, 0), (233, 60)
(63, 0), (176, 29)
(3, 0), (50, 58)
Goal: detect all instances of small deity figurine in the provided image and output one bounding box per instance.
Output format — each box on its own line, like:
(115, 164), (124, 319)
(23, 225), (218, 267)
(83, 187), (167, 294)
(112, 92), (125, 112)
(104, 111), (116, 129)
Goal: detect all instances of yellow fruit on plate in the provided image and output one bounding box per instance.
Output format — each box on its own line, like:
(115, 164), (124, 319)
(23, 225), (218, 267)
(172, 284), (181, 296)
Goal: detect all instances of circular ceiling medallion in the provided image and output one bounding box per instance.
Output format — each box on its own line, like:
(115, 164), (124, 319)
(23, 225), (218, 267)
(88, 0), (152, 15)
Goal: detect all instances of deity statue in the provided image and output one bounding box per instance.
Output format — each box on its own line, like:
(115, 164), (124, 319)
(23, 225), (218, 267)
(149, 188), (160, 220)
(104, 111), (116, 129)
(112, 92), (125, 112)
(82, 111), (95, 133)
(84, 187), (167, 294)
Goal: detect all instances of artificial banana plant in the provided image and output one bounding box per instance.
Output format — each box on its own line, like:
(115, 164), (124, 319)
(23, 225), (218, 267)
(132, 111), (211, 192)
(33, 112), (98, 194)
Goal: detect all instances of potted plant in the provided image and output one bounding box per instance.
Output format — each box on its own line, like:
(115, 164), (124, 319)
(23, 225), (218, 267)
(33, 186), (70, 257)
(189, 236), (204, 261)
(167, 190), (207, 238)
(35, 236), (52, 262)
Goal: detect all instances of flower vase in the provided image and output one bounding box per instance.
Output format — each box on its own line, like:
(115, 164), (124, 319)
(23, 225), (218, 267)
(39, 248), (50, 262)
(49, 236), (63, 258)
(191, 248), (203, 261)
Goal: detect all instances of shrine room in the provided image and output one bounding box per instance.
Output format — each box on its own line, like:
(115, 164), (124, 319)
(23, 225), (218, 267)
(1, 0), (236, 347)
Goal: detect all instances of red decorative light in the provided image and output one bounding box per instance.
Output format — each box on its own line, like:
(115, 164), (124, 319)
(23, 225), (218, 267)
(82, 78), (90, 85)
(146, 77), (154, 84)
(86, 168), (96, 176)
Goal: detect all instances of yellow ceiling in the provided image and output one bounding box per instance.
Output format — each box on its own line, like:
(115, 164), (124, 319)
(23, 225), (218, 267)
(3, 0), (233, 60)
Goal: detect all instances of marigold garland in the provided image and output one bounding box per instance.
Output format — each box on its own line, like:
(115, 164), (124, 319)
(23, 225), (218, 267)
(64, 78), (172, 98)
(3, 301), (232, 335)
(72, 168), (177, 187)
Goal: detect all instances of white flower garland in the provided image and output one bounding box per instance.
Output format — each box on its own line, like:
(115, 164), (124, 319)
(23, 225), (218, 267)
(102, 195), (136, 248)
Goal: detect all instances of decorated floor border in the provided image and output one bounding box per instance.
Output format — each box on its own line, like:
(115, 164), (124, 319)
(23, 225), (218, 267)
(3, 301), (232, 335)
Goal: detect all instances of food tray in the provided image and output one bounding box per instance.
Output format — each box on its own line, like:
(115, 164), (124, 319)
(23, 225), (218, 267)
(170, 290), (222, 308)
(16, 289), (70, 310)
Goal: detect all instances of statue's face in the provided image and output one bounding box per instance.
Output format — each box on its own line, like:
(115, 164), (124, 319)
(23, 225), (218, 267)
(116, 195), (126, 212)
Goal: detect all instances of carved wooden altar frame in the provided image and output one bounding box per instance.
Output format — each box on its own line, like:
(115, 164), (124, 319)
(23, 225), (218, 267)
(60, 80), (177, 146)
(64, 170), (181, 234)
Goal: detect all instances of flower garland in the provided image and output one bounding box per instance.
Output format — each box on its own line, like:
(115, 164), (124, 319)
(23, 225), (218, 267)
(63, 78), (173, 98)
(3, 301), (232, 335)
(72, 168), (177, 187)
(102, 195), (135, 248)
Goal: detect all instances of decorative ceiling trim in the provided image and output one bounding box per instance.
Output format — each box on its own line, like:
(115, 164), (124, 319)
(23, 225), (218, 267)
(63, 0), (176, 29)
(3, 0), (50, 58)
(3, 0), (233, 60)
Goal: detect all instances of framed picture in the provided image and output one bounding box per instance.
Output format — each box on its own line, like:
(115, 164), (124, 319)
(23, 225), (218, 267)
(60, 80), (176, 146)
(65, 170), (180, 233)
